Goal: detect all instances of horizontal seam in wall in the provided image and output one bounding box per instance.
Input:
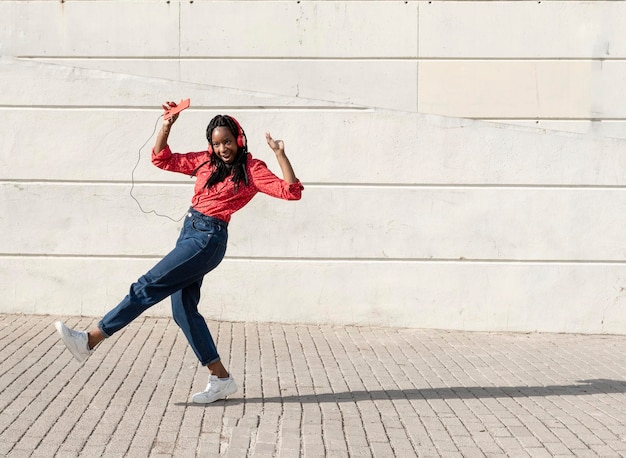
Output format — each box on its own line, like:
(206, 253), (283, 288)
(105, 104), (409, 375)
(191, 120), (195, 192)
(473, 117), (626, 122)
(0, 105), (370, 112)
(18, 56), (626, 62)
(3, 180), (626, 190)
(21, 56), (419, 61)
(2, 254), (626, 265)
(4, 107), (626, 121)
(416, 58), (626, 62)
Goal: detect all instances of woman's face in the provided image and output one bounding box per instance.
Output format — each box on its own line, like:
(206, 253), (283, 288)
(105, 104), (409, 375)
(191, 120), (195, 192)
(211, 126), (238, 164)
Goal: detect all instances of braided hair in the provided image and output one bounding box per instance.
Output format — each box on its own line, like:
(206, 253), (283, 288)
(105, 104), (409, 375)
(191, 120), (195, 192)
(193, 115), (249, 191)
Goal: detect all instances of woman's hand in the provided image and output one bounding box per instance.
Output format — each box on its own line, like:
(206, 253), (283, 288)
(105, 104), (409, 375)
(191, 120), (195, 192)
(154, 101), (178, 155)
(266, 132), (298, 184)
(161, 101), (180, 133)
(265, 132), (284, 156)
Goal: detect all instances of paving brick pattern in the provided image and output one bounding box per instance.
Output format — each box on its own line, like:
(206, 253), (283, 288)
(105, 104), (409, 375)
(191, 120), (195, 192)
(1, 314), (625, 457)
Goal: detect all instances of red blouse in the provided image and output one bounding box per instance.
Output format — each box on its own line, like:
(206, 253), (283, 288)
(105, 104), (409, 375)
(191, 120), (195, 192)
(152, 145), (303, 223)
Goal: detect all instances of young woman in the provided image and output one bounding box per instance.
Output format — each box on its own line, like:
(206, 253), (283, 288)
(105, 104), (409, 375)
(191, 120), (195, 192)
(55, 102), (303, 404)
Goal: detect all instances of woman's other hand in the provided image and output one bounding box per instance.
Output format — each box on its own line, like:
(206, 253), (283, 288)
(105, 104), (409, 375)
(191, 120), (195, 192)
(265, 132), (285, 156)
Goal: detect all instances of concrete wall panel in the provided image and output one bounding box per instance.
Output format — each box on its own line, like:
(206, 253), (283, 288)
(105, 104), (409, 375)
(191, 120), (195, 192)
(3, 183), (626, 263)
(419, 2), (626, 58)
(3, 257), (625, 334)
(2, 1), (418, 58)
(28, 57), (418, 112)
(0, 58), (337, 108)
(2, 1), (179, 57)
(231, 186), (626, 262)
(418, 60), (615, 119)
(179, 1), (418, 58)
(5, 108), (626, 188)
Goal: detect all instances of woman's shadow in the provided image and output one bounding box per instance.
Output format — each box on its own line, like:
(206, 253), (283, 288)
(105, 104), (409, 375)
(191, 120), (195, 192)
(179, 378), (626, 406)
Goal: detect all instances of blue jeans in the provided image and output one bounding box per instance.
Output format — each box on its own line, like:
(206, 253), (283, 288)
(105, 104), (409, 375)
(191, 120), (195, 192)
(98, 208), (228, 365)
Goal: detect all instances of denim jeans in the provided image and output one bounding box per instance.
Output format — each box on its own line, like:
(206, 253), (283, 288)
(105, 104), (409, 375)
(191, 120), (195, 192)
(98, 207), (228, 365)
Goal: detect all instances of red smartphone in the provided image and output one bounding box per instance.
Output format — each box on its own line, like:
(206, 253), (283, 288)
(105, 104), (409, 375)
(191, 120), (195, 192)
(163, 98), (190, 120)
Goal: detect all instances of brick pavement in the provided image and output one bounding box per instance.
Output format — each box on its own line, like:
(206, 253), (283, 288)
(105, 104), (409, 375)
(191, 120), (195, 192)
(1, 313), (625, 457)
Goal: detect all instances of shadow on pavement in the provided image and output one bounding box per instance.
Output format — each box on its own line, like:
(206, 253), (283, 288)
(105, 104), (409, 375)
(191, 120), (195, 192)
(178, 378), (626, 406)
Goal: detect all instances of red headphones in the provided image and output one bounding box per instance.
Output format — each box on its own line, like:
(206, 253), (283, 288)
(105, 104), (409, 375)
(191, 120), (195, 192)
(207, 115), (247, 154)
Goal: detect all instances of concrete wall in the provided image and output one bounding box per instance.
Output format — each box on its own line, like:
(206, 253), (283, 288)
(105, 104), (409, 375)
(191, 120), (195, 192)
(1, 1), (625, 334)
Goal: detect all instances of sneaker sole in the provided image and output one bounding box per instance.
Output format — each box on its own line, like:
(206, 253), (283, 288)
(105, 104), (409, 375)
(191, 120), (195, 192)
(55, 321), (88, 363)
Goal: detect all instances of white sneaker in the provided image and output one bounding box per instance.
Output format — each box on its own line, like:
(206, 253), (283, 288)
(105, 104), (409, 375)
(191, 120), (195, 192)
(55, 321), (93, 363)
(192, 375), (238, 404)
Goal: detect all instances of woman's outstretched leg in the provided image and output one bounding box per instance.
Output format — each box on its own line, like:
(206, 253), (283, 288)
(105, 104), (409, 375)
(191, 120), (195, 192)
(55, 211), (228, 364)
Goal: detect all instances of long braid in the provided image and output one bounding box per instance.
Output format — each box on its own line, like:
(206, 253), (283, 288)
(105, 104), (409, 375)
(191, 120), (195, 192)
(200, 115), (249, 191)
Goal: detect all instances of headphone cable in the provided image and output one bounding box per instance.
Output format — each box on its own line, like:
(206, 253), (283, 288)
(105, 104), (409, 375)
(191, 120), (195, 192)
(129, 114), (186, 223)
